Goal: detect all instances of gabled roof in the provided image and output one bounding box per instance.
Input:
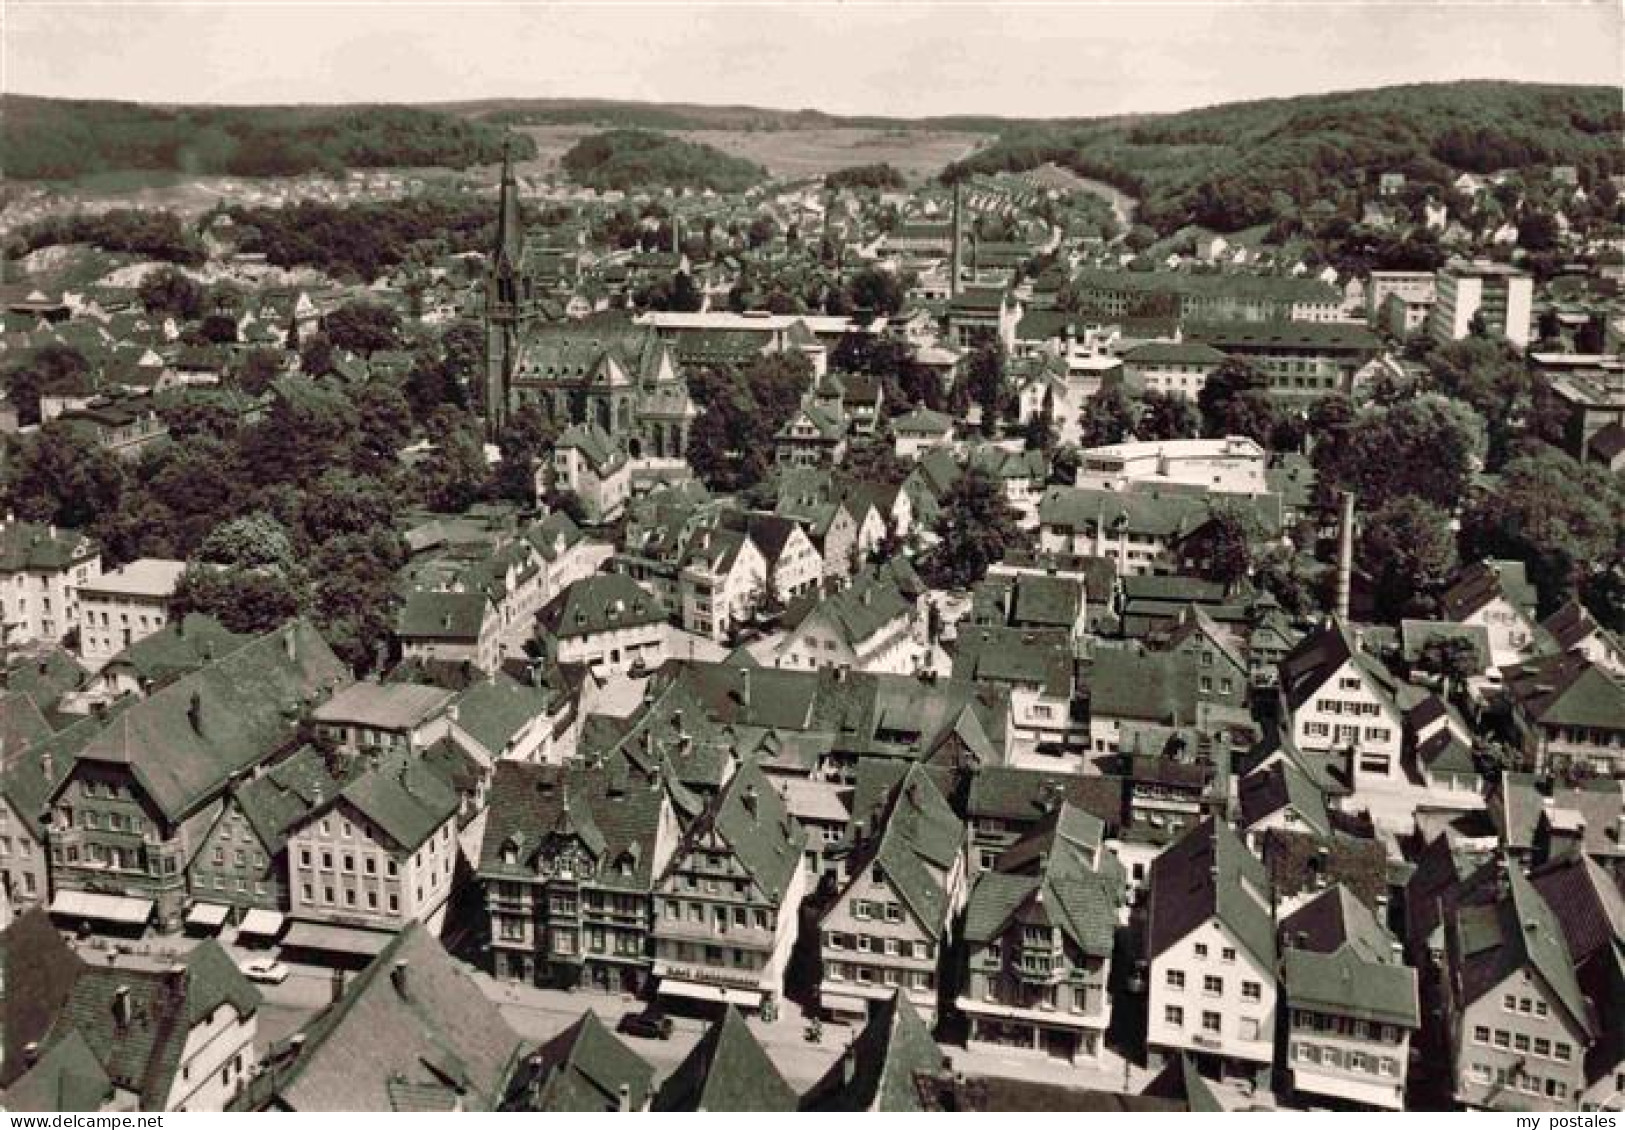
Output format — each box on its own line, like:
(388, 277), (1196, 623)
(449, 675), (555, 756)
(312, 682), (453, 732)
(1440, 559), (1537, 623)
(1238, 760), (1331, 839)
(801, 992), (942, 1112)
(1147, 818), (1275, 970)
(330, 755), (459, 853)
(536, 573), (663, 641)
(1447, 864), (1594, 1039)
(831, 766), (963, 940)
(503, 1011), (653, 1113)
(556, 422), (627, 476)
(1503, 651), (1625, 731)
(65, 620), (350, 822)
(232, 746), (345, 855)
(963, 803), (1122, 958)
(696, 762), (804, 905)
(964, 766), (1122, 832)
(396, 589), (495, 643)
(1279, 619), (1397, 715)
(478, 760), (669, 892)
(264, 925), (525, 1111)
(652, 1007), (797, 1112)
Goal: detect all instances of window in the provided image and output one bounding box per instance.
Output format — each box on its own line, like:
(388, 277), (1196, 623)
(1473, 1025), (1490, 1045)
(1494, 1030), (1511, 1049)
(1165, 969), (1185, 990)
(1201, 1011), (1221, 1034)
(1164, 1005), (1183, 1027)
(1554, 1043), (1572, 1063)
(1502, 994), (1517, 1012)
(1203, 975), (1222, 996)
(1193, 943), (1208, 959)
(1221, 947), (1236, 963)
(1242, 981), (1261, 1003)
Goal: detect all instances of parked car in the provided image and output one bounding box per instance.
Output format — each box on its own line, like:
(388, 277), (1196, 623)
(617, 1010), (674, 1040)
(242, 958), (291, 985)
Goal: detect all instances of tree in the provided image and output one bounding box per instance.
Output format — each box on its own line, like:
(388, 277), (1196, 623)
(1049, 443), (1082, 485)
(1078, 385), (1137, 448)
(1253, 545), (1318, 618)
(3, 344), (92, 426)
(4, 423), (125, 530)
(352, 379), (415, 476)
(842, 439), (910, 488)
(307, 530), (404, 674)
(233, 349), (283, 397)
(416, 406), (488, 512)
(964, 342), (1007, 436)
(1340, 395), (1487, 512)
(1461, 446), (1624, 614)
(299, 332), (335, 377)
(171, 565), (303, 636)
(1359, 495), (1458, 618)
(492, 402), (561, 503)
(922, 467), (1021, 590)
(198, 512), (298, 571)
(1139, 391), (1199, 441)
(845, 267), (908, 316)
(1197, 359), (1278, 445)
(297, 472), (395, 546)
(1193, 504), (1259, 593)
(320, 301), (402, 357)
(1415, 634), (1482, 696)
(197, 313), (238, 345)
(1426, 337), (1528, 469)
(137, 266), (203, 320)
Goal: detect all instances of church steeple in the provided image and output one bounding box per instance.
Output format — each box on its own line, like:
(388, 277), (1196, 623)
(494, 137), (524, 269)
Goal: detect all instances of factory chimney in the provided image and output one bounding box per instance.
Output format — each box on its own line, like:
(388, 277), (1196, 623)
(1335, 490), (1356, 623)
(951, 182), (965, 299)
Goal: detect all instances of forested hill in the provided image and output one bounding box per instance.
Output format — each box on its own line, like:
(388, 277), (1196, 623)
(560, 130), (767, 193)
(941, 81), (1623, 235)
(0, 96), (534, 180)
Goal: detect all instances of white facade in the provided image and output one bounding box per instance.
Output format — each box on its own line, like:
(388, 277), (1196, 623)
(1430, 263), (1534, 350)
(287, 800), (459, 932)
(1148, 918), (1277, 1072)
(161, 999), (259, 1112)
(1075, 436), (1269, 495)
(76, 558), (186, 663)
(1283, 657), (1405, 784)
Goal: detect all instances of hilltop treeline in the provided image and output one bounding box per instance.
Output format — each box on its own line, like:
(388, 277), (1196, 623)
(560, 130), (766, 193)
(1, 97), (535, 180)
(943, 82), (1624, 234)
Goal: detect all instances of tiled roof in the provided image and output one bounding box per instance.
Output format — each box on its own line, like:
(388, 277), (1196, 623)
(233, 746), (345, 855)
(449, 675), (555, 756)
(0, 522), (97, 573)
(801, 992), (941, 1112)
(1503, 651), (1625, 730)
(834, 766), (963, 940)
(503, 1011), (653, 1113)
(331, 757), (459, 853)
(67, 620), (350, 821)
(312, 682), (453, 731)
(1147, 818), (1275, 969)
(265, 925), (525, 1111)
(652, 1007), (797, 1112)
(478, 760), (669, 892)
(537, 573), (663, 641)
(396, 589), (494, 642)
(965, 766), (1122, 832)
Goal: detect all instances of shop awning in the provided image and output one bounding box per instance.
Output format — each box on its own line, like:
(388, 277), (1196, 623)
(657, 980), (763, 1009)
(282, 920), (392, 957)
(185, 902), (230, 929)
(237, 909), (286, 937)
(49, 890), (154, 926)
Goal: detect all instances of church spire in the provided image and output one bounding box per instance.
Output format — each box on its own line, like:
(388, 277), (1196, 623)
(494, 136), (524, 268)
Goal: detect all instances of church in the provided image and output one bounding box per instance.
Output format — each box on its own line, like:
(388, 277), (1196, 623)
(483, 148), (697, 460)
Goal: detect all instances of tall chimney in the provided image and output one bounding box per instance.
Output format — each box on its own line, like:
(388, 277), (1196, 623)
(618, 1082), (632, 1112)
(950, 183), (965, 299)
(1335, 490), (1355, 623)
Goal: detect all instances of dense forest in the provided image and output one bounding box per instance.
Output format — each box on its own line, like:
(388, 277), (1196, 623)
(825, 163), (908, 190)
(560, 130), (766, 193)
(942, 82), (1624, 234)
(0, 96), (533, 180)
(226, 196), (499, 280)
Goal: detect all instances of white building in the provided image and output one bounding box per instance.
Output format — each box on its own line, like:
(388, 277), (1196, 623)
(1429, 261), (1534, 351)
(0, 521), (101, 647)
(1146, 819), (1278, 1086)
(76, 558), (186, 663)
(1074, 436), (1269, 496)
(1278, 620), (1406, 785)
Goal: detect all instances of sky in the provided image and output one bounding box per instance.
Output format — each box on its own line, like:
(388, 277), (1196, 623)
(3, 1), (1620, 119)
